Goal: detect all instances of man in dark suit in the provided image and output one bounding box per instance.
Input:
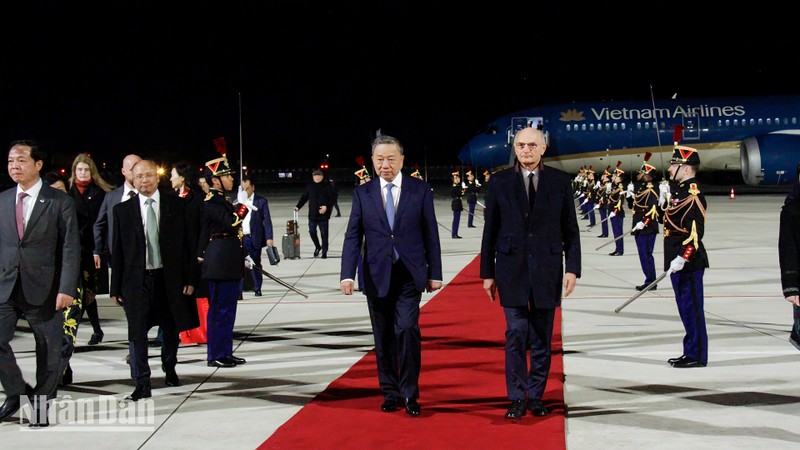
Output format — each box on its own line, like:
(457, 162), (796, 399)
(110, 160), (199, 401)
(295, 169), (334, 258)
(480, 127), (581, 420)
(239, 176), (274, 297)
(340, 134), (443, 417)
(0, 140), (81, 426)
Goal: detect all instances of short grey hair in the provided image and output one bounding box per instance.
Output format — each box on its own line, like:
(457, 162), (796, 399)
(371, 134), (404, 155)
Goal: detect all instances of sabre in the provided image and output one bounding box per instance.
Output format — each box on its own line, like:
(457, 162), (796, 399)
(614, 269), (672, 313)
(595, 229), (633, 251)
(245, 256), (309, 298)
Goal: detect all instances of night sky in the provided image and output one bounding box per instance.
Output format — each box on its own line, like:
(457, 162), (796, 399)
(2, 1), (796, 172)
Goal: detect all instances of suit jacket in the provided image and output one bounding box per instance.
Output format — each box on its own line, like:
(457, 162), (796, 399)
(341, 174), (442, 298)
(0, 182), (81, 308)
(93, 185), (125, 257)
(110, 189), (199, 339)
(480, 164), (581, 308)
(296, 181), (334, 221)
(248, 194), (273, 247)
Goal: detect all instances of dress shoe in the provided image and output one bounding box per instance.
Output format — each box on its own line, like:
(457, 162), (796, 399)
(608, 251), (622, 256)
(381, 398), (398, 412)
(790, 332), (800, 351)
(667, 355), (687, 365)
(228, 354), (247, 365)
(504, 399), (526, 420)
(125, 384), (152, 402)
(452, 236), (462, 239)
(207, 357), (237, 368)
(254, 290), (262, 297)
(527, 399), (548, 417)
(149, 339), (163, 348)
(597, 234), (608, 238)
(468, 225), (477, 228)
(671, 357), (707, 368)
(0, 396), (21, 422)
(635, 284), (656, 291)
(88, 331), (104, 345)
(321, 254), (327, 259)
(59, 363), (73, 387)
(164, 368), (180, 387)
(404, 398), (420, 417)
(313, 247), (321, 257)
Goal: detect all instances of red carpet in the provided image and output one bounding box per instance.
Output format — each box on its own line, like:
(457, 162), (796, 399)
(259, 256), (565, 449)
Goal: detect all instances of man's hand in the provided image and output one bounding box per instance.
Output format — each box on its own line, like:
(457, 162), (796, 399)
(55, 293), (73, 310)
(426, 280), (442, 293)
(483, 278), (497, 302)
(266, 239), (274, 247)
(786, 295), (800, 307)
(319, 205), (327, 214)
(112, 295), (124, 306)
(182, 285), (194, 296)
(633, 221), (645, 231)
(593, 203), (600, 210)
(669, 255), (686, 272)
(340, 280), (355, 295)
(658, 181), (670, 208)
(580, 198), (588, 206)
(94, 254), (102, 269)
(563, 272), (577, 298)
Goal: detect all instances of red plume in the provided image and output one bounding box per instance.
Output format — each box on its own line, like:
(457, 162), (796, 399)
(644, 152), (652, 162)
(213, 137), (227, 156)
(455, 165), (461, 171)
(414, 163), (420, 170)
(355, 155), (365, 167)
(616, 160), (622, 168)
(673, 124), (685, 144)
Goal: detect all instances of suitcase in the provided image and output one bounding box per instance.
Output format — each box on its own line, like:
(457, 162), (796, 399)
(282, 211), (301, 259)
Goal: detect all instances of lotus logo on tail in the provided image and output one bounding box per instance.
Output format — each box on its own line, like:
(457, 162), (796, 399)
(559, 109), (585, 122)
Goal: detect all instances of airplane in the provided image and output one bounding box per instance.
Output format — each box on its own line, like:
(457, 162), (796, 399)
(458, 95), (800, 186)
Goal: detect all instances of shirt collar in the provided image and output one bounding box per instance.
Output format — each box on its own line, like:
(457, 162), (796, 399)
(380, 171), (403, 189)
(138, 189), (160, 208)
(17, 178), (43, 199)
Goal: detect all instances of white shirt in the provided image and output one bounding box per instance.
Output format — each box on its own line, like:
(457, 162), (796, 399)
(122, 183), (138, 202)
(522, 168), (538, 192)
(379, 171), (403, 209)
(16, 178), (43, 229)
(242, 192), (253, 235)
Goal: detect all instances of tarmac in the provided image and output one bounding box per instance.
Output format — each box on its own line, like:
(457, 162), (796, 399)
(0, 184), (796, 449)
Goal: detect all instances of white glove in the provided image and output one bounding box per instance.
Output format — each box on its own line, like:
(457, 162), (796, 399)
(236, 187), (258, 211)
(593, 204), (600, 210)
(236, 186), (247, 204)
(580, 198), (588, 206)
(582, 179), (588, 187)
(578, 193), (585, 199)
(475, 179), (481, 187)
(633, 221), (645, 231)
(658, 181), (670, 207)
(669, 255), (686, 273)
(605, 183), (612, 194)
(594, 181), (601, 190)
(461, 181), (466, 189)
(244, 255), (255, 269)
(625, 182), (635, 198)
(609, 211), (616, 218)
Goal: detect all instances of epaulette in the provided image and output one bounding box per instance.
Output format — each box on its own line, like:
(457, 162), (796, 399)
(204, 192), (214, 201)
(688, 183), (700, 196)
(205, 190), (224, 202)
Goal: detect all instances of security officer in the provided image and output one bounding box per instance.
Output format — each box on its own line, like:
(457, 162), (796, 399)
(198, 156), (249, 368)
(663, 145), (709, 368)
(631, 154), (661, 290)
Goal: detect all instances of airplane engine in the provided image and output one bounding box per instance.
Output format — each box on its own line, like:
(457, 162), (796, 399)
(740, 134), (800, 186)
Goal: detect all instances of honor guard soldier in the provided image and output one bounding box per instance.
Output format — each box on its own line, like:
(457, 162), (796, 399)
(578, 167), (596, 227)
(595, 166), (612, 238)
(464, 170), (480, 228)
(607, 162), (626, 256)
(663, 145), (709, 368)
(198, 156), (249, 368)
(450, 171), (464, 238)
(632, 153), (661, 290)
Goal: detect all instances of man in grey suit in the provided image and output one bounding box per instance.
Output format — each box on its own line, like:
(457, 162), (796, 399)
(93, 153), (141, 271)
(480, 127), (581, 421)
(0, 140), (81, 426)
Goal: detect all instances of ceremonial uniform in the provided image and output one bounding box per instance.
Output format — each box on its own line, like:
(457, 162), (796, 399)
(595, 167), (612, 238)
(450, 172), (463, 239)
(607, 165), (626, 256)
(198, 157), (248, 367)
(464, 171), (480, 228)
(663, 146), (709, 367)
(632, 157), (661, 290)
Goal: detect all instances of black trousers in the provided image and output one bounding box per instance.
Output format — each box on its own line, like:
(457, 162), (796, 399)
(0, 279), (63, 400)
(307, 219), (329, 254)
(366, 261), (422, 401)
(125, 269), (179, 386)
(503, 303), (555, 402)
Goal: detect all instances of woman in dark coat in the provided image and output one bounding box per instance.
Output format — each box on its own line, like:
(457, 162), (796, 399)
(450, 171), (464, 239)
(779, 180), (800, 350)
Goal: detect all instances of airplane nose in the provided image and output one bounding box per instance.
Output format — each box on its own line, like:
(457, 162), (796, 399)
(459, 134), (511, 168)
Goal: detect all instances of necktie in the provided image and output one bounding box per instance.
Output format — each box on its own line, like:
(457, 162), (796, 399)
(144, 198), (162, 268)
(385, 183), (399, 261)
(127, 190), (136, 200)
(528, 172), (536, 210)
(16, 192), (28, 239)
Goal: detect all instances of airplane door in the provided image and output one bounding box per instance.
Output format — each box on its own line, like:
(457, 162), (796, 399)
(509, 116), (545, 142)
(683, 118), (700, 140)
